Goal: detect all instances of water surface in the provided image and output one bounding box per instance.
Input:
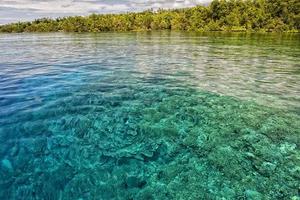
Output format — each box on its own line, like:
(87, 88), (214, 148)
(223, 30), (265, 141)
(0, 32), (299, 199)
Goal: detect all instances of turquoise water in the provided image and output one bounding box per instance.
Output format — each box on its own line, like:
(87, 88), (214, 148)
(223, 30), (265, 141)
(0, 32), (299, 199)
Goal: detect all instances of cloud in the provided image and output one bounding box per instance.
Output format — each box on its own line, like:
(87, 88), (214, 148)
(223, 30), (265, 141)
(0, 0), (211, 24)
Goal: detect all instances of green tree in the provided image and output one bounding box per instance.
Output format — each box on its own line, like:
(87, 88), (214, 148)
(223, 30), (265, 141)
(171, 11), (189, 30)
(0, 0), (298, 33)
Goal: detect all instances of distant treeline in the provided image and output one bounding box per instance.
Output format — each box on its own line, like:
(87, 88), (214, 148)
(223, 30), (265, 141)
(0, 0), (299, 33)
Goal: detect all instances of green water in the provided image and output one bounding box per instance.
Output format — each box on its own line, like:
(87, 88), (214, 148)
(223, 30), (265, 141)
(0, 32), (299, 199)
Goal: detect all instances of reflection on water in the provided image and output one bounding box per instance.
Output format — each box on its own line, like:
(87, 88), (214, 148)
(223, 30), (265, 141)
(1, 32), (299, 112)
(0, 32), (299, 199)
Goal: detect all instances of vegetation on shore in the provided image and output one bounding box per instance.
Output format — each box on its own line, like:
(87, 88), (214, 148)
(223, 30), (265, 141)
(0, 0), (299, 33)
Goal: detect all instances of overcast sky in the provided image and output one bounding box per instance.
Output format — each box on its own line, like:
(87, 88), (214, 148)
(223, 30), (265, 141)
(0, 0), (211, 24)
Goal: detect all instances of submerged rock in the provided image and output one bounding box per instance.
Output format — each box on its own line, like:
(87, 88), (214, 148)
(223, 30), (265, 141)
(125, 175), (146, 188)
(258, 161), (277, 176)
(1, 159), (13, 173)
(245, 190), (263, 200)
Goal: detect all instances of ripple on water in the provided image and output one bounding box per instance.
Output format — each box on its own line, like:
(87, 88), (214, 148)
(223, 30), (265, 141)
(0, 32), (299, 199)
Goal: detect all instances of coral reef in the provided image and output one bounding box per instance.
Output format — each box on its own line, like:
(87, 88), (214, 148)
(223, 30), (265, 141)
(0, 87), (299, 199)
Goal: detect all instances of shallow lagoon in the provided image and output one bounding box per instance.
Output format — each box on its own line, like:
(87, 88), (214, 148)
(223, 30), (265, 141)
(0, 32), (299, 199)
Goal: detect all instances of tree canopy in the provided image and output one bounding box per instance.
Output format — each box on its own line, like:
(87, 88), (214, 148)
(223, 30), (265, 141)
(0, 0), (299, 33)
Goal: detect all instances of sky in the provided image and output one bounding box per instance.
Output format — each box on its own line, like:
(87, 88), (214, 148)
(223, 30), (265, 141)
(0, 0), (211, 24)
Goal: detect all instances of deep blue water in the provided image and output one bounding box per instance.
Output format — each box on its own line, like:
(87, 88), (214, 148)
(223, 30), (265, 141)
(0, 32), (299, 199)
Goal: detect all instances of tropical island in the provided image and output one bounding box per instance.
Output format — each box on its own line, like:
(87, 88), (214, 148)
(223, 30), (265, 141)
(1, 0), (300, 199)
(0, 0), (299, 33)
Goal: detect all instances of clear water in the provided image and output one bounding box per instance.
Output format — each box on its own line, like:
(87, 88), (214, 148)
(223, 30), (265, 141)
(0, 32), (299, 199)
